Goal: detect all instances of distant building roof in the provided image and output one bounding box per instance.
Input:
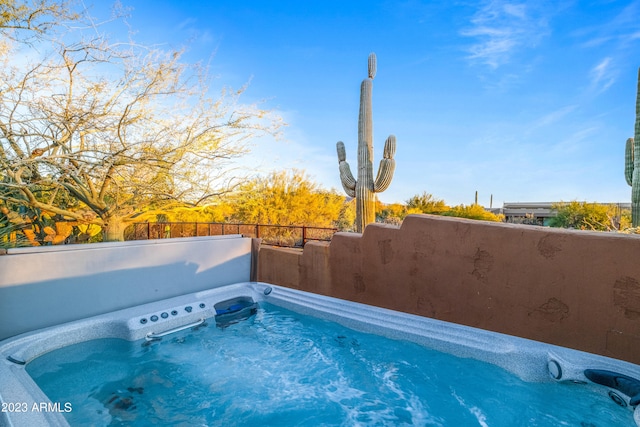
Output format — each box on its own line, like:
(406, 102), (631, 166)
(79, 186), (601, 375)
(501, 202), (631, 219)
(502, 202), (556, 218)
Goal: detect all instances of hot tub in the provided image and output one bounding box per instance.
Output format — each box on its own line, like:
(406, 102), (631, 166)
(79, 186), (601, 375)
(1, 282), (639, 426)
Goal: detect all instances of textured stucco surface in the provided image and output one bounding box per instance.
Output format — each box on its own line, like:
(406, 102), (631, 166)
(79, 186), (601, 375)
(258, 214), (640, 364)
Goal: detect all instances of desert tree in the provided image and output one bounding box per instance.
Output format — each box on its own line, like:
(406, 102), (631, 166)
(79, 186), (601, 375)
(230, 169), (349, 228)
(0, 0), (73, 39)
(0, 1), (282, 241)
(406, 192), (449, 215)
(549, 201), (629, 231)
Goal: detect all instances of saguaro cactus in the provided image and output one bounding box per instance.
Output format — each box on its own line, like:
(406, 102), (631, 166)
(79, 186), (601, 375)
(625, 67), (640, 227)
(336, 53), (396, 233)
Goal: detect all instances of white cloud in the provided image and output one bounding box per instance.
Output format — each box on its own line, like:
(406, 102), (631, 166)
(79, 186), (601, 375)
(461, 0), (551, 69)
(549, 126), (599, 155)
(589, 57), (617, 93)
(530, 105), (577, 130)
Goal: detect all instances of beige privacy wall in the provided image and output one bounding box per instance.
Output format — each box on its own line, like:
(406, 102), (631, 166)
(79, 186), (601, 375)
(0, 236), (252, 341)
(258, 214), (640, 364)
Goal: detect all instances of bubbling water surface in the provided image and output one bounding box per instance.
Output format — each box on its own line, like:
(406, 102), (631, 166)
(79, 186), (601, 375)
(27, 304), (635, 426)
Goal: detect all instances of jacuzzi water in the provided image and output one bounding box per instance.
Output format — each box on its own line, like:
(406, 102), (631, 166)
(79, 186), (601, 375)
(26, 303), (634, 427)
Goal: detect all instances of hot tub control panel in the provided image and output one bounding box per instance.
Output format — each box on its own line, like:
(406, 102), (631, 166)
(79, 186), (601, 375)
(129, 294), (258, 341)
(138, 303), (207, 325)
(138, 302), (207, 325)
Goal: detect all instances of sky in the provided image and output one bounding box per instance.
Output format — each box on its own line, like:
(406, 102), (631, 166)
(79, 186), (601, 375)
(93, 0), (640, 206)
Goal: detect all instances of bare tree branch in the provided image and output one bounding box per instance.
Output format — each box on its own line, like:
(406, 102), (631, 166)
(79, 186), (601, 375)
(0, 1), (282, 240)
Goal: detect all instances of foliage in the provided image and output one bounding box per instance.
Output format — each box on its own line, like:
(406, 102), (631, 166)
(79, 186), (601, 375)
(156, 204), (235, 224)
(0, 200), (100, 246)
(229, 170), (351, 229)
(376, 202), (406, 226)
(549, 201), (629, 231)
(72, 223), (101, 243)
(0, 0), (72, 42)
(406, 192), (448, 215)
(620, 226), (640, 235)
(335, 198), (356, 231)
(443, 204), (504, 222)
(0, 203), (51, 246)
(0, 1), (281, 241)
(0, 212), (29, 248)
(376, 192), (503, 225)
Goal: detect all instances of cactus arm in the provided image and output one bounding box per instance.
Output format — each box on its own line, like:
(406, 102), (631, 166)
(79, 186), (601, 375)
(368, 52), (377, 79)
(625, 138), (634, 186)
(339, 162), (356, 198)
(337, 141), (356, 197)
(374, 135), (397, 192)
(374, 158), (396, 192)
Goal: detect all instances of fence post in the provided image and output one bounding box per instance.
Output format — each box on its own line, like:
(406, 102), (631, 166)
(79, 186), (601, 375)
(256, 224), (260, 239)
(302, 225), (307, 246)
(250, 238), (260, 282)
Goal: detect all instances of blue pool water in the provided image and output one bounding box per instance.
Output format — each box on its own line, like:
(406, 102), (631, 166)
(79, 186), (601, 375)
(27, 303), (634, 426)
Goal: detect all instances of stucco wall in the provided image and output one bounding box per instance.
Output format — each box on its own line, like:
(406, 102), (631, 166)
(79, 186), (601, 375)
(0, 235), (252, 340)
(258, 214), (640, 364)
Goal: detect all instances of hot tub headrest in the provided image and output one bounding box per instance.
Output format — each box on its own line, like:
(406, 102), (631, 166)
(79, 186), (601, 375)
(214, 296), (258, 327)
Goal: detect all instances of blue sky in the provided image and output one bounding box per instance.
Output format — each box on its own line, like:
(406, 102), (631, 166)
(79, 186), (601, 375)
(102, 0), (640, 206)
